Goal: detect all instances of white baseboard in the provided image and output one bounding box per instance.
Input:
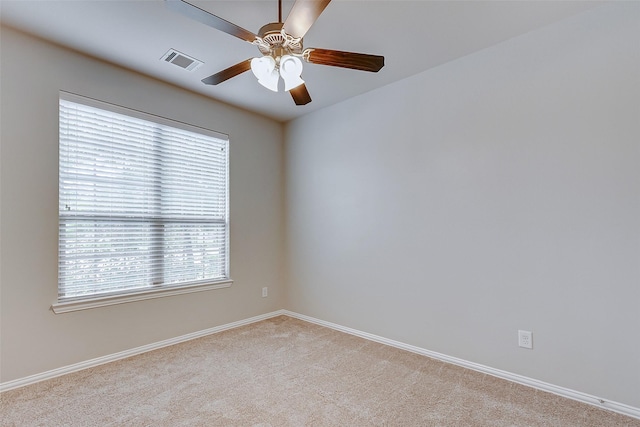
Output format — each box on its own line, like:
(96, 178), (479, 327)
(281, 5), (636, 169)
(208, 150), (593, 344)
(0, 309), (286, 393)
(282, 310), (640, 421)
(2, 308), (638, 421)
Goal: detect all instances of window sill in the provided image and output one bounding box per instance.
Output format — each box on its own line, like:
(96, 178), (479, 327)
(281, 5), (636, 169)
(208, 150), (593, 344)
(51, 279), (233, 314)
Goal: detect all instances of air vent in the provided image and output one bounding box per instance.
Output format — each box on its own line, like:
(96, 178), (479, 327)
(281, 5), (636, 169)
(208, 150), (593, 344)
(161, 49), (203, 72)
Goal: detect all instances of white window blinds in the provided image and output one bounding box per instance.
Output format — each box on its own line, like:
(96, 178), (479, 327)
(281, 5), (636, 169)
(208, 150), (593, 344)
(58, 94), (229, 301)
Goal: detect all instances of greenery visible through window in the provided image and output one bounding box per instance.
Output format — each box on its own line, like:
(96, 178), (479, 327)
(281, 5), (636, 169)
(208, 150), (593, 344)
(58, 93), (229, 301)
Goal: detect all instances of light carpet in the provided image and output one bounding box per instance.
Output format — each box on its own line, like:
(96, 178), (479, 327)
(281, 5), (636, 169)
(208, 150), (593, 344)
(1, 316), (638, 426)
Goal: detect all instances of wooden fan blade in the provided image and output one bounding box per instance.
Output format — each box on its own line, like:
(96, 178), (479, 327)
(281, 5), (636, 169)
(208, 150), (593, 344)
(290, 84), (312, 105)
(283, 0), (331, 39)
(202, 60), (252, 85)
(304, 48), (384, 72)
(166, 0), (257, 43)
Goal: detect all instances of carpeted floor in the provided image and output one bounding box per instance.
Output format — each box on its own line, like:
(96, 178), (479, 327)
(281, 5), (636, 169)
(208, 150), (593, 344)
(1, 315), (638, 426)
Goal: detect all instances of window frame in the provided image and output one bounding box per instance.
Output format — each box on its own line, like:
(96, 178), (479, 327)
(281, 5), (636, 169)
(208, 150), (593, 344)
(52, 92), (232, 314)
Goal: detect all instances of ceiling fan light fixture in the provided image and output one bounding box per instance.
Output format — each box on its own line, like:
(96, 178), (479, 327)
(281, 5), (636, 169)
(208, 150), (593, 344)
(251, 56), (279, 92)
(280, 55), (305, 91)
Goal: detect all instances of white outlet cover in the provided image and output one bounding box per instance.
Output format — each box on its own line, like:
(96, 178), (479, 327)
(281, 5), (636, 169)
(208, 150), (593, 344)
(518, 330), (533, 349)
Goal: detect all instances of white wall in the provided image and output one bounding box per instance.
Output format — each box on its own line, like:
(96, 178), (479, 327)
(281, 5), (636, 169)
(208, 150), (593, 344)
(0, 27), (285, 382)
(285, 3), (639, 408)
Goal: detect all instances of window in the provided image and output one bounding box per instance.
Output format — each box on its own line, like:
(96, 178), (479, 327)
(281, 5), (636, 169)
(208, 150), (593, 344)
(55, 93), (230, 311)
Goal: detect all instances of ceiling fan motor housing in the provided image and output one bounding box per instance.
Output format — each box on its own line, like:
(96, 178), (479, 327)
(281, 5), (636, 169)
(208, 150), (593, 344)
(256, 22), (303, 56)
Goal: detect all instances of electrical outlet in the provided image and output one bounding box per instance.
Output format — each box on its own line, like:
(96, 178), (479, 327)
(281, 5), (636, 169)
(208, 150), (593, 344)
(262, 287), (268, 298)
(518, 330), (533, 349)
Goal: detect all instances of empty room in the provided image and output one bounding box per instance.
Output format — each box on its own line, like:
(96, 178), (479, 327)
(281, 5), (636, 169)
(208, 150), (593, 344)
(1, 0), (638, 425)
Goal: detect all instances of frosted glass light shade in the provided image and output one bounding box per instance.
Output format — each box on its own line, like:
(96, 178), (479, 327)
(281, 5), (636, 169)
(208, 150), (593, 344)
(280, 55), (304, 91)
(251, 56), (279, 92)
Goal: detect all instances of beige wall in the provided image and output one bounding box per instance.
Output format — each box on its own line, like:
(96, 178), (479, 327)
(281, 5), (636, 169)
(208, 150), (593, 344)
(284, 4), (640, 408)
(0, 27), (285, 382)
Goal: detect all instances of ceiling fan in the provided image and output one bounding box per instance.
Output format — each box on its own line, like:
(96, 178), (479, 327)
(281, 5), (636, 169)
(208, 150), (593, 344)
(166, 0), (385, 106)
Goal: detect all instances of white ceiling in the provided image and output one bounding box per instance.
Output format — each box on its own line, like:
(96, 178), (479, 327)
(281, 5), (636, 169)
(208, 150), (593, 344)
(0, 0), (600, 122)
